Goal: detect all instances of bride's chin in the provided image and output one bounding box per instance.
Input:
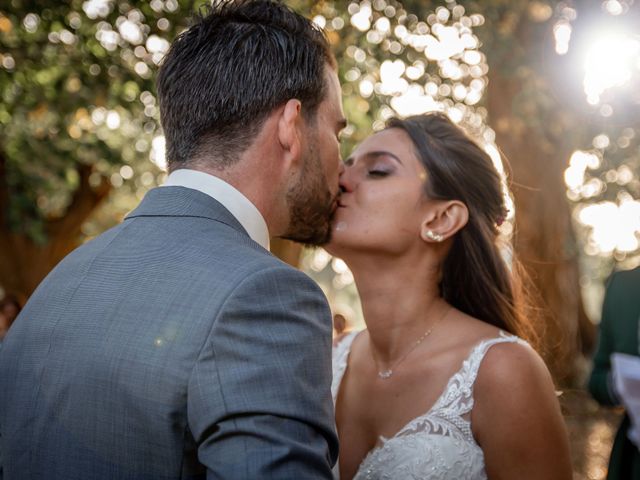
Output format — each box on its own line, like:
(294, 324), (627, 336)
(325, 221), (358, 256)
(323, 239), (356, 262)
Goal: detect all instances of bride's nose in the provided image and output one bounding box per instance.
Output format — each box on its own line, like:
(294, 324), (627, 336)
(338, 165), (356, 193)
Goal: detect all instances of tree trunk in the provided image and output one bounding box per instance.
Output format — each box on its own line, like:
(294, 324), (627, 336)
(0, 159), (111, 301)
(486, 19), (595, 385)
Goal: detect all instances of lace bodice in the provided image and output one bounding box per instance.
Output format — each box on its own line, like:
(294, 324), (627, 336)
(332, 331), (528, 480)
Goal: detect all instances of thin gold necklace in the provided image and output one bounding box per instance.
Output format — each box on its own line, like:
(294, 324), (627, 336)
(372, 305), (451, 380)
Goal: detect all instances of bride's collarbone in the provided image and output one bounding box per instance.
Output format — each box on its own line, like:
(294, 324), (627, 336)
(339, 332), (495, 439)
(339, 353), (454, 437)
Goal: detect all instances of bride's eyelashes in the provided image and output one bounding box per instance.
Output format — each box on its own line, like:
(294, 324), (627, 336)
(367, 169), (391, 178)
(366, 161), (394, 177)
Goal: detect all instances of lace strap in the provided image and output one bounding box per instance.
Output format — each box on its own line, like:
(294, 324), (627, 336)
(465, 331), (529, 386)
(331, 331), (359, 402)
(431, 332), (529, 417)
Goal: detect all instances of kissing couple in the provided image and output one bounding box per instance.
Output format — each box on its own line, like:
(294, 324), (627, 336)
(0, 1), (572, 479)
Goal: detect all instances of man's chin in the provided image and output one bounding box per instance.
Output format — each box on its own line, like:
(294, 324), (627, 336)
(281, 223), (331, 247)
(282, 198), (337, 247)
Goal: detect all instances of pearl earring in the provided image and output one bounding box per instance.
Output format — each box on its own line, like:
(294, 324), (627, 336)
(425, 230), (444, 242)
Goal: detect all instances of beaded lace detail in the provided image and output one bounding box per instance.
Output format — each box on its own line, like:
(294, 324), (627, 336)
(332, 331), (528, 480)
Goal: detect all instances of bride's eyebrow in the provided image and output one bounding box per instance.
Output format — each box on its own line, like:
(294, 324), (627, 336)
(364, 151), (404, 165)
(344, 150), (404, 167)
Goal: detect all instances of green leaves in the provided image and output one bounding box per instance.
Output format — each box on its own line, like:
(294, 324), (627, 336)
(0, 1), (199, 239)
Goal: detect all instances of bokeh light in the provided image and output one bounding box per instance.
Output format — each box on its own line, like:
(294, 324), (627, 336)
(577, 198), (640, 254)
(583, 32), (640, 105)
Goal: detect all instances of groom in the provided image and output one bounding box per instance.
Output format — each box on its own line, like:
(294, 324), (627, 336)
(0, 1), (346, 478)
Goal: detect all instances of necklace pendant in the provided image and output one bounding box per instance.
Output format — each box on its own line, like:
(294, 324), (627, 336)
(378, 369), (393, 379)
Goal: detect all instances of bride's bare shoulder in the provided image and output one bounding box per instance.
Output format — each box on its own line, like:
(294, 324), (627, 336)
(474, 339), (551, 397)
(472, 338), (562, 440)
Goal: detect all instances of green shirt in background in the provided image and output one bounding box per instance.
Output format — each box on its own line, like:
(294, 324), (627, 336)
(588, 266), (640, 480)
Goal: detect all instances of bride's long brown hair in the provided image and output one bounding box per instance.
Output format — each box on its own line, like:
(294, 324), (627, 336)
(387, 113), (541, 349)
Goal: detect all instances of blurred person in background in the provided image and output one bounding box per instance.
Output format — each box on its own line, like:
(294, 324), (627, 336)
(333, 313), (351, 346)
(589, 266), (640, 480)
(0, 294), (21, 346)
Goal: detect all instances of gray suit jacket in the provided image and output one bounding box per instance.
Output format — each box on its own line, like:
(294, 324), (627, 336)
(0, 186), (338, 479)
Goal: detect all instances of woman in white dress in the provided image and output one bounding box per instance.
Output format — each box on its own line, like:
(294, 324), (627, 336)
(327, 113), (572, 479)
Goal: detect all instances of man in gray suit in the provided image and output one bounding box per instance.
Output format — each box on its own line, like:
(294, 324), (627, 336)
(0, 1), (346, 478)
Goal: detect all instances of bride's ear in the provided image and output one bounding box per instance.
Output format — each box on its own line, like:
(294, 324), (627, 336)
(277, 99), (303, 169)
(420, 200), (469, 244)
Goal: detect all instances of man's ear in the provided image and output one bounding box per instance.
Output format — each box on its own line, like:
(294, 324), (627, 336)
(420, 200), (469, 243)
(277, 99), (303, 167)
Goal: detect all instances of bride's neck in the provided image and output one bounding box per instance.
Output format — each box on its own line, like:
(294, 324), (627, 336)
(348, 256), (444, 363)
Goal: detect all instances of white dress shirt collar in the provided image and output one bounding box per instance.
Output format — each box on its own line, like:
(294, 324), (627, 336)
(163, 169), (270, 250)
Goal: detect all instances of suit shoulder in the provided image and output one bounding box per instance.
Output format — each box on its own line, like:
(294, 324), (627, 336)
(233, 260), (326, 299)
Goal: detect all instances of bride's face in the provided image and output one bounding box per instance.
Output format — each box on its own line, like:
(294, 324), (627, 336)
(326, 128), (430, 256)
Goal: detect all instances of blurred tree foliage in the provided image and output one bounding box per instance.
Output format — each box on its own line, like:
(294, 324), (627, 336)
(0, 0), (206, 299)
(2, 0), (639, 383)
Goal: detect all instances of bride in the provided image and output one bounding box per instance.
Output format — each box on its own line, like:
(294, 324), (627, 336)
(327, 113), (572, 479)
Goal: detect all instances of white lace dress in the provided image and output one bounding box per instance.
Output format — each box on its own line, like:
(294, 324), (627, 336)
(332, 331), (528, 480)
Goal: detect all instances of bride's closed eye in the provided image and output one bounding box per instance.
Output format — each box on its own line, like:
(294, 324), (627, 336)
(367, 169), (391, 177)
(367, 159), (395, 177)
